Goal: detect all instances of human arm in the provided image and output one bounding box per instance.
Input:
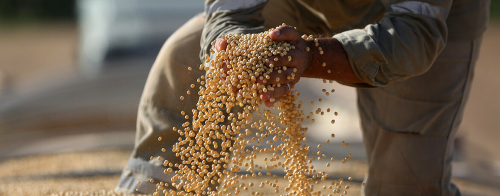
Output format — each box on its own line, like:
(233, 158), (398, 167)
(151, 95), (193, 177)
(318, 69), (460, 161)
(333, 0), (453, 87)
(208, 0), (453, 106)
(256, 0), (454, 105)
(262, 0), (453, 87)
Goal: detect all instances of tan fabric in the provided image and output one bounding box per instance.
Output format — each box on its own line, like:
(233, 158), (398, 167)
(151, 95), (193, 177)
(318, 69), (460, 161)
(297, 0), (385, 33)
(117, 0), (488, 195)
(358, 37), (483, 196)
(298, 0), (489, 40)
(116, 14), (206, 194)
(202, 0), (489, 87)
(116, 0), (331, 194)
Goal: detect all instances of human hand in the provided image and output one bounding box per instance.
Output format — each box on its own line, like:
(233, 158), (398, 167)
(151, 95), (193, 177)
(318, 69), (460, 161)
(258, 26), (313, 107)
(213, 26), (363, 108)
(213, 26), (314, 107)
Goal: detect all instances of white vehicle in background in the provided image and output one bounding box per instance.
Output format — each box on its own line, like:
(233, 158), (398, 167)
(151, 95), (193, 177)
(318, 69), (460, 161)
(77, 0), (203, 78)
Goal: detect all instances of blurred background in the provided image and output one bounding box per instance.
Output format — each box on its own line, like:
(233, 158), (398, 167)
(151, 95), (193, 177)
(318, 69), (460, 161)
(0, 0), (499, 195)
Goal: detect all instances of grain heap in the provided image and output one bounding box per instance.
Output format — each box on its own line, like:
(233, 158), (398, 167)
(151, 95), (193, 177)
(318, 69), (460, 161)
(150, 25), (354, 196)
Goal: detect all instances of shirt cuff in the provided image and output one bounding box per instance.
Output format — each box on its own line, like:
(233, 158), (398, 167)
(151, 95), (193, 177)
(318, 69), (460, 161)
(333, 29), (388, 87)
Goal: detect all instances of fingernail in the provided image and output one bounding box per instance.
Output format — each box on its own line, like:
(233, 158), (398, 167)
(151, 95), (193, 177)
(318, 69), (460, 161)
(274, 30), (281, 36)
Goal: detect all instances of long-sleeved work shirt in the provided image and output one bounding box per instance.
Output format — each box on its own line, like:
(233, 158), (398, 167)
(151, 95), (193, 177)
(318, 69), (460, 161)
(200, 0), (489, 87)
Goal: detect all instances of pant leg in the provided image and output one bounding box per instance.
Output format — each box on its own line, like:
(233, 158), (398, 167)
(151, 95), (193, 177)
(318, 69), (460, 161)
(358, 37), (483, 196)
(115, 14), (206, 194)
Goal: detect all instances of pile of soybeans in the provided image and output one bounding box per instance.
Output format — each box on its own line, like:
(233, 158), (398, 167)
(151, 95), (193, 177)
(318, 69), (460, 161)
(147, 25), (356, 196)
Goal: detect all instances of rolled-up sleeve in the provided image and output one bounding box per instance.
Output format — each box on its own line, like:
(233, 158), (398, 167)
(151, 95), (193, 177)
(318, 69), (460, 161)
(200, 0), (268, 62)
(333, 0), (452, 87)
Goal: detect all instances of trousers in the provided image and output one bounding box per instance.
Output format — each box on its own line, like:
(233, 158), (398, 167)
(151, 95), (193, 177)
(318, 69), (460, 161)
(115, 1), (483, 195)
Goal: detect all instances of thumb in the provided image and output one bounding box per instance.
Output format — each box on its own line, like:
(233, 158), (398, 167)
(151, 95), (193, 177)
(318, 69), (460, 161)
(215, 38), (228, 51)
(269, 26), (301, 43)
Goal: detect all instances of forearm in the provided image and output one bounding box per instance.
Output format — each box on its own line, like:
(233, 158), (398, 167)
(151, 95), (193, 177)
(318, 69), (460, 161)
(302, 38), (365, 84)
(329, 1), (452, 87)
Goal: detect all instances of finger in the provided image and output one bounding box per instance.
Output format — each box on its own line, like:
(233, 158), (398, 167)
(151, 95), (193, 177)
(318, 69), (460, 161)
(269, 26), (301, 43)
(263, 99), (275, 107)
(257, 69), (297, 85)
(215, 38), (228, 51)
(222, 59), (231, 72)
(259, 84), (290, 107)
(267, 49), (304, 68)
(261, 93), (279, 107)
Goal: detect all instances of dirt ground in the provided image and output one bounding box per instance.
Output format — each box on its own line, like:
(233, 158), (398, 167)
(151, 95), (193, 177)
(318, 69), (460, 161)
(1, 150), (500, 196)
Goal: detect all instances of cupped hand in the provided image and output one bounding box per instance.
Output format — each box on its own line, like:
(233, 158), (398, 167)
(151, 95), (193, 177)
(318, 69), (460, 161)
(258, 26), (313, 107)
(213, 26), (314, 107)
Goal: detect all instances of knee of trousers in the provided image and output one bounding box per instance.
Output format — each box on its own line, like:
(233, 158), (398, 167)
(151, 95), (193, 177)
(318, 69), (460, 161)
(133, 13), (205, 157)
(140, 13), (205, 112)
(116, 14), (207, 194)
(161, 13), (205, 70)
